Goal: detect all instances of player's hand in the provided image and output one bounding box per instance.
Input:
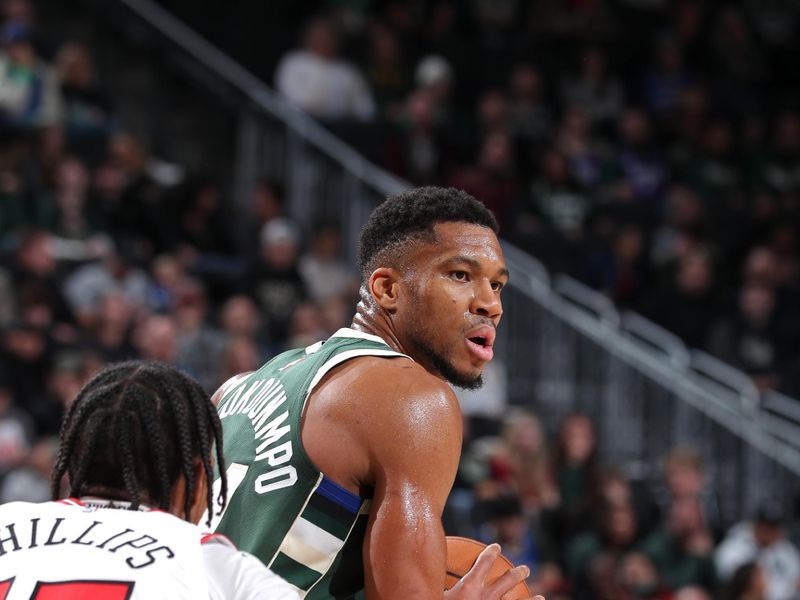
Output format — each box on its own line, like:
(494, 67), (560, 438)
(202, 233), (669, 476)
(443, 544), (545, 600)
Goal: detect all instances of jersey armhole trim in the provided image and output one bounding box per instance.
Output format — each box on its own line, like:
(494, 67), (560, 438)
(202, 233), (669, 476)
(201, 532), (237, 548)
(303, 348), (411, 404)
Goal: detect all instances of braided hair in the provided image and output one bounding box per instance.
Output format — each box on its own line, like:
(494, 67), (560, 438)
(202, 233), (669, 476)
(51, 360), (227, 526)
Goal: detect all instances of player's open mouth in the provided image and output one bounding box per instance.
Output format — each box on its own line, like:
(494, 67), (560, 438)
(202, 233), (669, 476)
(465, 326), (495, 362)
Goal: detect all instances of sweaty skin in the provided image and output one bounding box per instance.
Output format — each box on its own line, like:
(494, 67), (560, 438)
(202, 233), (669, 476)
(215, 222), (542, 600)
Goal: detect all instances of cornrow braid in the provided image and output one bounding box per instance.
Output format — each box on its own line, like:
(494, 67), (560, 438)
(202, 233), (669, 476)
(51, 361), (227, 526)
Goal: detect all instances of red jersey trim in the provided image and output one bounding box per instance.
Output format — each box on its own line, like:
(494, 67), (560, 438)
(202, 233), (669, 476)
(200, 533), (237, 549)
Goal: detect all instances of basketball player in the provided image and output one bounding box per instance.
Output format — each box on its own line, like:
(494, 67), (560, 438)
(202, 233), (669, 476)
(211, 187), (541, 599)
(0, 361), (298, 599)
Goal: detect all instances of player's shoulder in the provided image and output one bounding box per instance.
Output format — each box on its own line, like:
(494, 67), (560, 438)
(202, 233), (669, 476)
(0, 500), (40, 516)
(335, 353), (455, 404)
(211, 371), (253, 406)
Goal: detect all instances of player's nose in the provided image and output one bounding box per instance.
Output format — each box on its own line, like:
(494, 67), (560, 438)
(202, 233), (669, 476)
(471, 279), (502, 320)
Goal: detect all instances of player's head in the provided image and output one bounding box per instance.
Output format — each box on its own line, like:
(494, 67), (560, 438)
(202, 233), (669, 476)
(357, 186), (507, 389)
(51, 360), (226, 526)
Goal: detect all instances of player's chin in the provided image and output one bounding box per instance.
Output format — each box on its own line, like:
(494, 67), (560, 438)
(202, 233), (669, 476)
(448, 362), (484, 390)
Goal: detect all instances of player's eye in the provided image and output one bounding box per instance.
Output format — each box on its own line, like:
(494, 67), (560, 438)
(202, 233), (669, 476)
(491, 281), (504, 292)
(451, 270), (469, 281)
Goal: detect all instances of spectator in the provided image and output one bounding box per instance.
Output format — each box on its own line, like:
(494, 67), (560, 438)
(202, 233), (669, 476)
(0, 21), (61, 128)
(1, 320), (50, 417)
(546, 413), (600, 550)
(62, 238), (150, 328)
(88, 291), (137, 363)
(33, 349), (85, 437)
(147, 252), (186, 313)
(476, 495), (542, 583)
(560, 46), (625, 127)
(247, 177), (285, 254)
(555, 107), (609, 191)
(54, 40), (115, 161)
(507, 62), (552, 164)
(608, 108), (669, 208)
(640, 496), (717, 593)
(175, 178), (234, 256)
(275, 16), (376, 122)
(0, 436), (54, 503)
(653, 447), (724, 538)
(565, 500), (641, 594)
(447, 130), (521, 230)
(363, 23), (410, 121)
(219, 334), (261, 384)
(706, 282), (794, 391)
(715, 502), (800, 600)
(298, 218), (358, 304)
(584, 223), (648, 308)
(413, 54), (454, 120)
(384, 87), (454, 185)
(644, 248), (720, 349)
(172, 278), (224, 392)
(649, 184), (707, 269)
(9, 229), (73, 326)
(677, 119), (741, 203)
(0, 374), (33, 481)
(513, 146), (592, 273)
(40, 155), (101, 240)
(759, 112), (800, 195)
(708, 7), (766, 117)
(248, 217), (307, 344)
(284, 301), (326, 350)
(484, 410), (559, 515)
(134, 313), (177, 363)
(219, 294), (269, 357)
(93, 132), (169, 252)
(640, 34), (694, 119)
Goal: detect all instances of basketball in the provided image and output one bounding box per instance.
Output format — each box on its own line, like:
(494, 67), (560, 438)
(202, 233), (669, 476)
(445, 536), (531, 599)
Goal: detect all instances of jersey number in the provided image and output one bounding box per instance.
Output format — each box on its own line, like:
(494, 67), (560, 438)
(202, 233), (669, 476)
(0, 577), (134, 600)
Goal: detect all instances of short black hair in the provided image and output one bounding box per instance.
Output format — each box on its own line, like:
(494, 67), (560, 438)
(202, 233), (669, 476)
(357, 186), (498, 281)
(51, 361), (226, 526)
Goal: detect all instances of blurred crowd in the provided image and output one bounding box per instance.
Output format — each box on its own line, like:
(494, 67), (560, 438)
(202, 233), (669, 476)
(263, 0), (800, 396)
(0, 0), (799, 599)
(447, 410), (800, 600)
(0, 0), (358, 511)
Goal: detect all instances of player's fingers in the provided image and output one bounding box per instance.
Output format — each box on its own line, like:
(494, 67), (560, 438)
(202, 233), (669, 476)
(461, 543), (501, 583)
(490, 564), (529, 596)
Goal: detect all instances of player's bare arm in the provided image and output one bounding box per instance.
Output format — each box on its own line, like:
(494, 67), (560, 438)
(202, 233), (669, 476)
(302, 358), (532, 599)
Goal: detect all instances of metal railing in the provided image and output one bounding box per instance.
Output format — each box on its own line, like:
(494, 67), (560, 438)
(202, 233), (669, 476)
(107, 0), (800, 523)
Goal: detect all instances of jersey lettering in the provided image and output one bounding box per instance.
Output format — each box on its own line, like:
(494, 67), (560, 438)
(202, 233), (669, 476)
(255, 466), (298, 494)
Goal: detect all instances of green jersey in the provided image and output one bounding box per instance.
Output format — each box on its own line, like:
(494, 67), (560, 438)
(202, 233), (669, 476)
(210, 328), (409, 599)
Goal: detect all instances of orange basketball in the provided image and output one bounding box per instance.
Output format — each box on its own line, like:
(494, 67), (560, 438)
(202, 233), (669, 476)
(445, 536), (531, 599)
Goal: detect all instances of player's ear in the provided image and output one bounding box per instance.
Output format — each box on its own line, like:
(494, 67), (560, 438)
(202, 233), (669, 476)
(368, 267), (400, 313)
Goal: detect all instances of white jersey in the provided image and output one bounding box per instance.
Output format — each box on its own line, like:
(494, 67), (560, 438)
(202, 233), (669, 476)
(0, 499), (299, 600)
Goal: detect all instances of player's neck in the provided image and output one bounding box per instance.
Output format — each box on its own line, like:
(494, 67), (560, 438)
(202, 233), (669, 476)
(351, 301), (406, 356)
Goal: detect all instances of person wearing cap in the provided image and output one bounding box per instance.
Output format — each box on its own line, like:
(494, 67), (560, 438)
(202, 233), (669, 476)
(715, 502), (800, 600)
